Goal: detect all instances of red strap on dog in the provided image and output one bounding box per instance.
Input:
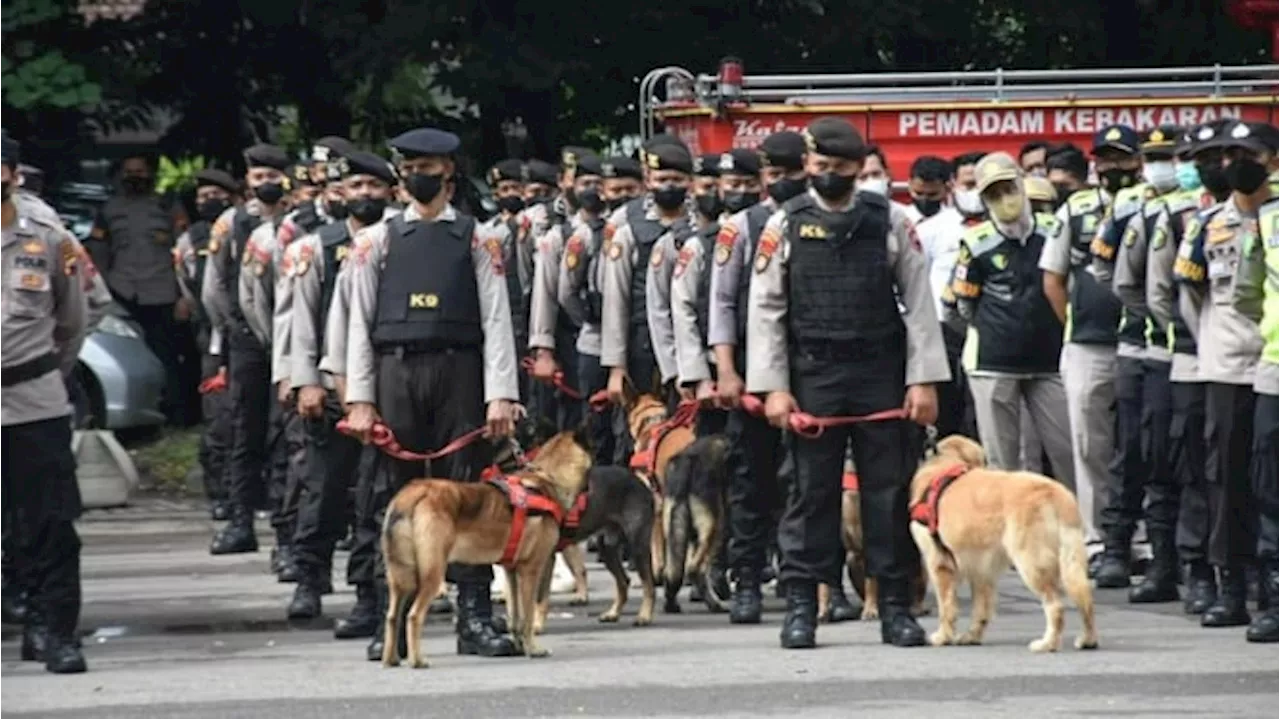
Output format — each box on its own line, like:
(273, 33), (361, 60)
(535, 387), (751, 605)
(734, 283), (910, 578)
(336, 420), (487, 463)
(198, 370), (228, 395)
(738, 394), (907, 438)
(908, 462), (969, 534)
(490, 475), (565, 567)
(480, 445), (542, 481)
(628, 400), (700, 477)
(842, 472), (860, 492)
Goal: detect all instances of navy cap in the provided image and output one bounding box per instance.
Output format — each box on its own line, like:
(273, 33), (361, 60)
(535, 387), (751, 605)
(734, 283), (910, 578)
(1, 132), (20, 168)
(195, 168), (239, 194)
(575, 153), (603, 178)
(644, 143), (694, 174)
(803, 118), (864, 160)
(388, 128), (461, 160)
(1091, 125), (1139, 155)
(489, 159), (526, 185)
(311, 136), (355, 163)
(760, 131), (806, 170)
(718, 149), (762, 177)
(525, 160), (559, 186)
(341, 151), (399, 185)
(243, 143), (290, 171)
(1140, 125), (1181, 154)
(693, 154), (721, 178)
(602, 156), (643, 181)
(1198, 120), (1279, 156)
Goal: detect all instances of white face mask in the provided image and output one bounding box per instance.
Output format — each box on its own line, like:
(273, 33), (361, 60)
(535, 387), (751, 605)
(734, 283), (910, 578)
(1142, 160), (1178, 191)
(953, 188), (984, 215)
(856, 177), (889, 196)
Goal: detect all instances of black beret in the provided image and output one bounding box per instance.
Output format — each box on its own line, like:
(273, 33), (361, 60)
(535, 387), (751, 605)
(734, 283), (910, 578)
(601, 156), (643, 181)
(1140, 125), (1181, 154)
(243, 143), (290, 171)
(693, 154), (721, 178)
(489, 159), (526, 185)
(1200, 120), (1280, 156)
(287, 164), (315, 187)
(717, 149), (762, 176)
(311, 136), (355, 163)
(642, 134), (685, 153)
(576, 153), (604, 177)
(338, 150), (399, 185)
(388, 128), (461, 159)
(525, 160), (559, 186)
(803, 118), (864, 161)
(644, 143), (693, 174)
(194, 168), (239, 193)
(760, 131), (806, 170)
(560, 146), (595, 171)
(1, 132), (19, 167)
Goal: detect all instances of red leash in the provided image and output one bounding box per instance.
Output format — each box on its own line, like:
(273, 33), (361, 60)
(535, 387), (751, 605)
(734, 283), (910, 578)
(335, 419), (487, 462)
(198, 370), (228, 395)
(520, 357), (612, 412)
(737, 393), (906, 438)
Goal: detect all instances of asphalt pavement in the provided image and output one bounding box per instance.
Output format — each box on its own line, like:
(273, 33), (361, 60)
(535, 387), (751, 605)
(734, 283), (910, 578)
(2, 498), (1277, 718)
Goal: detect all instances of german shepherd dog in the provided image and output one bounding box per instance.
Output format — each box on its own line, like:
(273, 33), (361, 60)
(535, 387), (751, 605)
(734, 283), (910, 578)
(379, 426), (594, 667)
(625, 393), (696, 580)
(532, 465), (658, 632)
(661, 435), (733, 614)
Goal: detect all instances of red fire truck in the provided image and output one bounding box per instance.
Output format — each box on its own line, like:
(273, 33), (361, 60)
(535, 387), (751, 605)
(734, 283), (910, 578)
(640, 62), (1278, 184)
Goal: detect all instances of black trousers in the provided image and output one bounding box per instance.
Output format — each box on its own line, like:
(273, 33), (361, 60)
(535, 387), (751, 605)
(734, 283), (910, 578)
(725, 410), (782, 574)
(1103, 354), (1147, 543)
(371, 348), (493, 585)
(577, 351), (615, 466)
(936, 323), (976, 440)
(611, 327), (662, 465)
(1253, 393), (1278, 566)
(1172, 382), (1210, 565)
(267, 400), (305, 545)
(293, 390), (365, 579)
(118, 298), (187, 426)
(2, 417), (82, 636)
(227, 330), (271, 513)
(198, 352), (231, 503)
(552, 328), (583, 432)
(1140, 359), (1178, 534)
(346, 445), (380, 586)
(779, 349), (917, 592)
(1205, 382), (1257, 569)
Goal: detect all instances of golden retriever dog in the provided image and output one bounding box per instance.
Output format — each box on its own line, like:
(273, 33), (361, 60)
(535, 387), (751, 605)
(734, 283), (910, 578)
(909, 435), (1098, 653)
(379, 426), (594, 667)
(626, 393), (697, 579)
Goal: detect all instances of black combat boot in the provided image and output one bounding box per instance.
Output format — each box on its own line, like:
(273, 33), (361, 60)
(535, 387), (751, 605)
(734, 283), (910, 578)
(287, 579), (323, 620)
(1129, 531), (1180, 603)
(455, 581), (517, 657)
(729, 567), (763, 625)
(20, 611), (48, 662)
(334, 583), (379, 639)
(210, 499), (231, 522)
(1201, 566), (1251, 627)
(824, 583), (860, 623)
(2, 578), (30, 625)
(275, 544), (301, 583)
(365, 582), (407, 662)
(1184, 561), (1218, 615)
(880, 580), (927, 647)
(42, 606), (86, 674)
(1094, 534), (1131, 589)
(209, 505), (258, 555)
(779, 581), (818, 649)
(1246, 565), (1278, 643)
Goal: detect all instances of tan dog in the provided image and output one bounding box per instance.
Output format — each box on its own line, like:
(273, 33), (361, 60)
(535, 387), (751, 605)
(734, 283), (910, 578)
(626, 393), (696, 579)
(909, 435), (1098, 653)
(379, 427), (594, 667)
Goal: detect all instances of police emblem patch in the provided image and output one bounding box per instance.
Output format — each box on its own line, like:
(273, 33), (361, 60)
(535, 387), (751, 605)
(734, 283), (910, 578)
(650, 246), (663, 267)
(673, 245), (694, 278)
(18, 272), (48, 290)
(608, 239), (622, 261)
(21, 240), (42, 254)
(714, 243), (731, 266)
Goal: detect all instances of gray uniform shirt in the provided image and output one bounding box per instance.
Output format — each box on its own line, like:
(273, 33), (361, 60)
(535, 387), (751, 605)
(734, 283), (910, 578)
(745, 190), (951, 394)
(670, 231), (712, 385)
(528, 220), (569, 352)
(201, 202), (263, 334)
(1146, 199), (1202, 382)
(345, 203), (519, 406)
(645, 227), (682, 384)
(600, 201), (682, 376)
(15, 193), (110, 331)
(708, 202), (774, 351)
(238, 217), (291, 383)
(2, 212), (89, 426)
(1112, 192), (1187, 364)
(90, 194), (179, 305)
(557, 215), (603, 357)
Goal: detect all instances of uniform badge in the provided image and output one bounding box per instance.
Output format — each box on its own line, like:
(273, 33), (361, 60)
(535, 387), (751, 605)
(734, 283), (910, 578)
(714, 224), (738, 266)
(21, 240), (42, 254)
(754, 228), (780, 274)
(1122, 224), (1138, 248)
(608, 240), (623, 261)
(409, 292), (440, 309)
(673, 245), (695, 279)
(334, 245), (348, 265)
(565, 235), (583, 270)
(991, 254), (1008, 271)
(650, 245), (664, 268)
(18, 272), (49, 291)
(714, 243), (731, 266)
(1150, 226), (1168, 251)
(483, 236), (506, 276)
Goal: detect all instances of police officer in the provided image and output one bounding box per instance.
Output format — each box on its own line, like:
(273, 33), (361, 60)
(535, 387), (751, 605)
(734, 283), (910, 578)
(307, 136), (357, 222)
(343, 127), (520, 661)
(1236, 192), (1279, 643)
(746, 117), (950, 649)
(2, 134), (90, 673)
(485, 159), (534, 406)
(1039, 124), (1139, 570)
(87, 154), (187, 424)
(601, 155), (645, 213)
(1147, 121), (1231, 615)
(1175, 120), (1278, 628)
(709, 131), (808, 624)
(284, 151), (399, 622)
(942, 153), (1073, 477)
(203, 143), (292, 555)
(522, 157), (567, 239)
(1100, 125), (1188, 604)
(175, 169), (240, 520)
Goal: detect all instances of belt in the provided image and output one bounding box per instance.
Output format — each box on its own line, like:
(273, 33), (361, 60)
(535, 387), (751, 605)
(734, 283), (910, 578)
(374, 342), (481, 357)
(1, 352), (60, 387)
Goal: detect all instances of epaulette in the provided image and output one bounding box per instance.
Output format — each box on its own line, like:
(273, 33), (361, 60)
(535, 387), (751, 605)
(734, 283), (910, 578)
(1112, 183), (1149, 219)
(961, 219), (1003, 256)
(1066, 188), (1101, 215)
(1033, 212), (1061, 235)
(1162, 189), (1201, 216)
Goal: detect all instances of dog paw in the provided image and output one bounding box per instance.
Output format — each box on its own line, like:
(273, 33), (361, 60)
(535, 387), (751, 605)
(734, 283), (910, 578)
(598, 612), (620, 623)
(411, 658), (430, 669)
(663, 601), (682, 614)
(633, 615), (652, 627)
(955, 632), (982, 646)
(1028, 638), (1058, 653)
(929, 631), (953, 647)
(382, 658), (400, 668)
(528, 647), (551, 658)
(1074, 635), (1099, 651)
(860, 607), (879, 621)
(569, 595), (589, 607)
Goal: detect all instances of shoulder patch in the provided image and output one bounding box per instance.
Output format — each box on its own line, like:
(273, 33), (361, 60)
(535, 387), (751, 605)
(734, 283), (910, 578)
(1122, 222), (1139, 248)
(482, 235), (506, 275)
(60, 239), (78, 276)
(278, 220), (297, 247)
(650, 244), (664, 268)
(673, 244), (695, 279)
(604, 222), (617, 243)
(905, 220), (921, 253)
(1067, 190), (1100, 214)
(714, 223), (738, 266)
(1150, 224), (1169, 251)
(754, 227), (781, 274)
(564, 233), (584, 269)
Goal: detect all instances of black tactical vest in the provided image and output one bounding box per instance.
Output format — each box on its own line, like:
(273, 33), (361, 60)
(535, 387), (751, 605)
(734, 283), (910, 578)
(966, 221), (1064, 374)
(316, 221), (351, 347)
(736, 203), (775, 339)
(225, 206), (263, 328)
(371, 213), (483, 351)
(784, 194), (905, 352)
(694, 223), (719, 345)
(1064, 189), (1120, 346)
(500, 216), (527, 349)
(626, 200), (669, 329)
(579, 218), (607, 325)
(1167, 207), (1199, 355)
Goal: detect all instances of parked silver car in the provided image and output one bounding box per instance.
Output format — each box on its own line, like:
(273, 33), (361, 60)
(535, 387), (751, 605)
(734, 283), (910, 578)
(73, 303), (167, 430)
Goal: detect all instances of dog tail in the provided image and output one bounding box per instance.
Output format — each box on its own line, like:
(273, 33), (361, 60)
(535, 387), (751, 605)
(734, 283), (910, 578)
(663, 456), (695, 609)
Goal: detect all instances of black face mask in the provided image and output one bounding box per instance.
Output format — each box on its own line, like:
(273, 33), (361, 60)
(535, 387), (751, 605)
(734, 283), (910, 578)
(766, 177), (807, 205)
(913, 196), (943, 218)
(1099, 168), (1139, 195)
(197, 198), (230, 221)
(605, 196), (627, 212)
(1224, 158), (1269, 195)
(497, 195), (525, 214)
(348, 197), (387, 225)
(1052, 183), (1075, 208)
(406, 172), (445, 205)
(722, 190), (756, 215)
(123, 176), (151, 194)
(653, 185), (687, 211)
(1197, 162), (1232, 201)
(695, 193), (723, 220)
(255, 181), (285, 205)
(326, 199), (348, 221)
(812, 172), (856, 201)
(578, 188), (605, 214)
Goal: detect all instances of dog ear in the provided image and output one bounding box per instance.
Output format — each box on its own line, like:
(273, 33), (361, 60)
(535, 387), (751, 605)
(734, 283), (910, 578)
(621, 374), (639, 409)
(571, 418), (595, 455)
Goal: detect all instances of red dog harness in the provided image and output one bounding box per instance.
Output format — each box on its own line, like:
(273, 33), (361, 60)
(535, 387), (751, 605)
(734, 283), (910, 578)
(556, 493), (590, 551)
(629, 401), (700, 480)
(842, 472), (859, 492)
(486, 475), (565, 568)
(908, 462), (969, 557)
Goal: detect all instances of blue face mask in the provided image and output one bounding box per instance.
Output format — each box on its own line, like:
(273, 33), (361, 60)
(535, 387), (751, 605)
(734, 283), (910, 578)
(1175, 161), (1201, 191)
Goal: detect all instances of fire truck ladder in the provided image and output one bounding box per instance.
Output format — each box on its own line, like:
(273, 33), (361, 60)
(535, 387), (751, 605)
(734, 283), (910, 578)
(639, 64), (1280, 140)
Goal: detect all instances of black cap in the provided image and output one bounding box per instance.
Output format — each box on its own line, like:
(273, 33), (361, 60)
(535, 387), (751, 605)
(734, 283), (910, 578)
(1, 131), (18, 168)
(340, 151), (399, 185)
(525, 160), (559, 186)
(1140, 125), (1181, 154)
(601, 156), (643, 181)
(311, 136), (355, 163)
(1198, 120), (1279, 156)
(1091, 125), (1139, 155)
(644, 143), (694, 174)
(388, 128), (461, 160)
(488, 159), (526, 185)
(803, 117), (864, 160)
(195, 168), (239, 194)
(560, 146), (595, 172)
(717, 149), (762, 177)
(243, 143), (290, 171)
(693, 154), (721, 178)
(760, 131), (806, 170)
(288, 164), (315, 187)
(642, 134), (685, 152)
(576, 153), (603, 178)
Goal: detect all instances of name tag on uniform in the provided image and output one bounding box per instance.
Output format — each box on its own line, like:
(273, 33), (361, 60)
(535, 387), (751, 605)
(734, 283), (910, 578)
(409, 292), (439, 309)
(13, 254), (48, 270)
(335, 246), (349, 263)
(798, 224), (828, 239)
(13, 270), (50, 292)
(1208, 259), (1233, 280)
